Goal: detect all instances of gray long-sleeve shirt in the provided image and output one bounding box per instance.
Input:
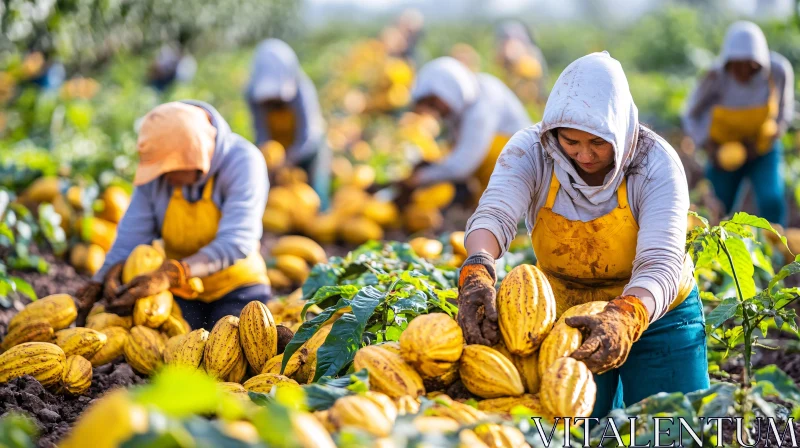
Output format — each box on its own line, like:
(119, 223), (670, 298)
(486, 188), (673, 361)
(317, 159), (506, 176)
(93, 100), (268, 281)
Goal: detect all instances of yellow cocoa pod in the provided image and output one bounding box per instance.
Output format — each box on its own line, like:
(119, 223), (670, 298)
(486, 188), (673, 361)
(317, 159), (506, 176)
(0, 342), (66, 386)
(409, 237), (443, 259)
(124, 326), (164, 375)
(272, 235), (327, 266)
(538, 322), (582, 379)
(262, 207), (292, 234)
(171, 329), (209, 369)
(459, 345), (524, 398)
(403, 205), (443, 233)
(478, 394), (544, 414)
(394, 395), (421, 416)
(474, 423), (531, 448)
(86, 313), (132, 331)
(242, 373), (299, 393)
(81, 217), (117, 252)
(267, 186), (296, 212)
(261, 140), (286, 169)
(493, 342), (537, 391)
(302, 213), (338, 244)
(275, 255), (310, 285)
(429, 399), (487, 425)
(292, 411), (337, 448)
(160, 314), (189, 338)
(133, 291), (173, 328)
(70, 243), (105, 275)
(497, 264), (556, 355)
(353, 345), (425, 398)
(560, 301), (607, 319)
(267, 269), (293, 290)
(9, 294), (77, 332)
(59, 389), (149, 448)
(411, 182), (455, 209)
(203, 316), (243, 379)
(400, 313), (463, 379)
(224, 351), (249, 383)
(264, 349), (307, 377)
(449, 231), (467, 257)
(163, 335), (184, 364)
(459, 429), (492, 448)
(89, 326), (128, 367)
(421, 361), (459, 391)
(221, 420), (260, 444)
(288, 182), (321, 213)
(376, 341), (401, 355)
(414, 416), (460, 434)
(122, 245), (164, 283)
(717, 141), (747, 172)
(170, 300), (183, 318)
(21, 177), (60, 204)
(339, 216), (384, 244)
(55, 327), (107, 359)
(294, 324), (333, 383)
(59, 355), (92, 395)
(331, 186), (369, 217)
(540, 357), (596, 420)
(363, 391), (398, 424)
(1, 319), (53, 351)
(362, 199), (399, 228)
(218, 382), (249, 398)
(97, 186), (130, 224)
(329, 394), (394, 437)
(88, 303), (105, 318)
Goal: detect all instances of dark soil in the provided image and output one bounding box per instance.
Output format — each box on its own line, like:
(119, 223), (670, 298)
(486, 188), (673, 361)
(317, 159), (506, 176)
(0, 360), (146, 448)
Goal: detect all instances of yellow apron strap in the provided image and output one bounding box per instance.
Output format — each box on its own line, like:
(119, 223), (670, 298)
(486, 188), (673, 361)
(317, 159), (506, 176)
(617, 177), (629, 209)
(201, 177), (215, 201)
(545, 172), (560, 208)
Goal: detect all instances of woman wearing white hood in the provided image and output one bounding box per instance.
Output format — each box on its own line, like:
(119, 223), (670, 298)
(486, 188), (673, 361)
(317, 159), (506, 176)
(458, 52), (708, 418)
(402, 57), (532, 201)
(684, 21), (794, 226)
(246, 39), (330, 208)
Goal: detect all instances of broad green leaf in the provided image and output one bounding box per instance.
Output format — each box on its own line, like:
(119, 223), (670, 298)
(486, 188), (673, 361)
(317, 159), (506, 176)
(686, 382), (736, 417)
(769, 262), (800, 291)
(301, 285), (360, 317)
(304, 370), (369, 411)
(132, 366), (220, 417)
(10, 278), (36, 301)
(281, 301), (351, 374)
(0, 412), (38, 448)
(250, 402), (296, 448)
(719, 237), (756, 299)
(729, 212), (775, 231)
(754, 365), (800, 403)
(705, 297), (739, 329)
(302, 262), (346, 300)
(314, 286), (386, 381)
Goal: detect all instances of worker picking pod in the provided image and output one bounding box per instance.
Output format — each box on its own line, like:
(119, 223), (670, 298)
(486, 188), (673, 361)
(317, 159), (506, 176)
(683, 21), (794, 226)
(75, 101), (270, 329)
(457, 52), (708, 418)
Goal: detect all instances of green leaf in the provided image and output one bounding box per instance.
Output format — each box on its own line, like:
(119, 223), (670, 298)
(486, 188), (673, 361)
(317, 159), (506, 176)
(281, 301), (352, 374)
(705, 297), (739, 330)
(687, 382), (737, 417)
(10, 277), (36, 301)
(769, 262), (800, 291)
(729, 212), (775, 231)
(754, 365), (800, 403)
(304, 370), (369, 411)
(302, 261), (346, 300)
(719, 237), (756, 299)
(314, 286), (386, 381)
(250, 402), (297, 448)
(301, 285), (360, 318)
(132, 366), (221, 417)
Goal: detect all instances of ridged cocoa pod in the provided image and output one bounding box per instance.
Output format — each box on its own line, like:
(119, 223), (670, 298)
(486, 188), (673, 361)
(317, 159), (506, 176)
(414, 416), (460, 434)
(353, 345), (425, 398)
(122, 244), (164, 283)
(538, 322), (582, 379)
(292, 411), (336, 448)
(262, 349), (307, 377)
(59, 355), (92, 395)
(224, 351), (248, 383)
(394, 395), (421, 416)
(428, 398), (487, 425)
(494, 342), (539, 393)
(55, 328), (107, 359)
(294, 324), (332, 384)
(89, 326), (128, 367)
(459, 345), (524, 399)
(239, 301), (277, 373)
(362, 391), (398, 422)
(9, 294), (77, 332)
(422, 362), (459, 392)
(124, 326), (164, 375)
(540, 357), (596, 420)
(162, 335), (185, 364)
(459, 429), (491, 448)
(474, 423), (531, 448)
(242, 373), (299, 393)
(160, 315), (189, 338)
(133, 291), (173, 328)
(478, 394), (544, 414)
(1, 319), (54, 351)
(400, 313), (463, 380)
(560, 301), (608, 319)
(218, 382), (248, 398)
(496, 265), (556, 355)
(329, 394), (394, 437)
(376, 341), (401, 355)
(170, 329), (209, 369)
(86, 313), (132, 331)
(0, 342), (66, 386)
(204, 316), (243, 379)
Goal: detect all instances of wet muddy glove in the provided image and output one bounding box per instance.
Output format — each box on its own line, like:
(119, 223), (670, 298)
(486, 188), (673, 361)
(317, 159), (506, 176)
(102, 263), (124, 303)
(457, 252), (500, 346)
(74, 282), (103, 326)
(111, 260), (190, 314)
(565, 295), (650, 374)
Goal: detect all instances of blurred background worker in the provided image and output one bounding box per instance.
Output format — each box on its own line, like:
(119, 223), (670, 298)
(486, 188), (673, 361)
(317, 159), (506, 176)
(246, 38), (330, 209)
(147, 39), (197, 92)
(75, 101), (269, 329)
(495, 20), (549, 106)
(401, 57), (532, 205)
(683, 21), (795, 226)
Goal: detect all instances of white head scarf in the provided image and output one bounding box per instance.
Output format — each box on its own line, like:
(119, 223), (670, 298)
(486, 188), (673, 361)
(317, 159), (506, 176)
(410, 57), (480, 116)
(539, 51), (639, 208)
(247, 39), (300, 102)
(719, 21), (770, 69)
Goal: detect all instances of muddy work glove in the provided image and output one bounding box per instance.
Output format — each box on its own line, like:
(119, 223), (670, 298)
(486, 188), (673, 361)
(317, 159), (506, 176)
(457, 252), (500, 346)
(110, 260), (190, 315)
(74, 282), (103, 326)
(565, 295), (650, 374)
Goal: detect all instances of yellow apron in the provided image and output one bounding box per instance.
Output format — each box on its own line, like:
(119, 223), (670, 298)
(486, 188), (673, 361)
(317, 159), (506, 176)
(162, 177), (269, 303)
(709, 78), (779, 154)
(531, 173), (693, 317)
(265, 107), (296, 149)
(473, 134), (512, 194)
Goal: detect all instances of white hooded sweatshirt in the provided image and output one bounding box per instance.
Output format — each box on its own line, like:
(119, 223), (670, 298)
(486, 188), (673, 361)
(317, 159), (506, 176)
(466, 52), (691, 321)
(410, 57), (532, 185)
(683, 21), (795, 145)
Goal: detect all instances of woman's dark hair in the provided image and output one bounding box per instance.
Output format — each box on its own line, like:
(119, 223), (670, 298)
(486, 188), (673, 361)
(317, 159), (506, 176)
(544, 124), (656, 175)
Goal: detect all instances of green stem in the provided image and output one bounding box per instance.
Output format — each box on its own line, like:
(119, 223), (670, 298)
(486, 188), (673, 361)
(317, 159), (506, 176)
(719, 238), (752, 385)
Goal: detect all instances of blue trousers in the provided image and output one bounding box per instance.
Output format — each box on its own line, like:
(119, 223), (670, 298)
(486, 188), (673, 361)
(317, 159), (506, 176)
(590, 286), (709, 418)
(706, 142), (786, 226)
(175, 284), (271, 330)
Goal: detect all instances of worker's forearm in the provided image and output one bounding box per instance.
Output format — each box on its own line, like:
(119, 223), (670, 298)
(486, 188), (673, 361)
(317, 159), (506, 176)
(624, 286), (656, 320)
(465, 229), (502, 259)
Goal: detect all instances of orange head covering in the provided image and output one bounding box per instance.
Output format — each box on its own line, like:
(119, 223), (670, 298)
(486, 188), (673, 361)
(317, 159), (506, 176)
(134, 102), (218, 186)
